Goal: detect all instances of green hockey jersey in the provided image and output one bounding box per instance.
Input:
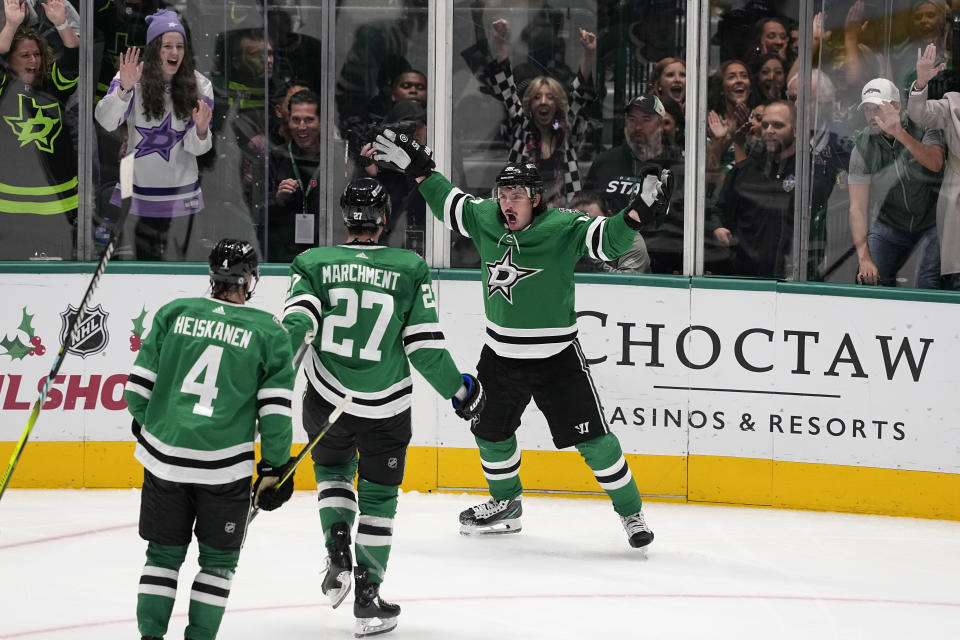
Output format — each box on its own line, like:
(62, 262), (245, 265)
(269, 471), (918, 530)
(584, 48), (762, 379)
(124, 297), (294, 484)
(419, 172), (638, 358)
(283, 243), (463, 419)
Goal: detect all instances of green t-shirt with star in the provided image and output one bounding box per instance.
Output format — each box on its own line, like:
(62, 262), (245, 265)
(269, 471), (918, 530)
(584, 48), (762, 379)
(419, 172), (638, 359)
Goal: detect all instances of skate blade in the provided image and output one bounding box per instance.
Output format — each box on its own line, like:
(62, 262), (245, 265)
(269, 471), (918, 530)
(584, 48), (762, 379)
(459, 518), (522, 536)
(322, 570), (352, 609)
(354, 616), (398, 637)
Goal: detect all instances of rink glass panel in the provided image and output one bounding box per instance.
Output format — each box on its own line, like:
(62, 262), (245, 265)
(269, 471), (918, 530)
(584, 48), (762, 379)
(0, 0), (948, 293)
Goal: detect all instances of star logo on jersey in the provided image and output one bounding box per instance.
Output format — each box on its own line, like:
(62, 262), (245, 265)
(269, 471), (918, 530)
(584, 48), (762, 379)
(135, 113), (187, 161)
(3, 94), (62, 153)
(485, 247), (541, 304)
(107, 32), (130, 67)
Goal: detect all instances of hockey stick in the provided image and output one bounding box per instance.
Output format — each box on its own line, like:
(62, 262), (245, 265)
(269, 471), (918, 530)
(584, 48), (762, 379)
(0, 154), (135, 503)
(246, 393), (353, 528)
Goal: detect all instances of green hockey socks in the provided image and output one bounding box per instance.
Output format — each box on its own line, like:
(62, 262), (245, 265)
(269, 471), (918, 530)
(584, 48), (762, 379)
(475, 434), (523, 501)
(137, 542), (188, 638)
(184, 544), (239, 640)
(355, 479), (398, 583)
(315, 458), (398, 584)
(315, 455), (360, 539)
(136, 542), (239, 640)
(575, 433), (644, 516)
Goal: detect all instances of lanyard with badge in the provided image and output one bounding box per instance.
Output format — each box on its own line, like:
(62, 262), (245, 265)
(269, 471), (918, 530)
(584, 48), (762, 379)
(289, 142), (322, 244)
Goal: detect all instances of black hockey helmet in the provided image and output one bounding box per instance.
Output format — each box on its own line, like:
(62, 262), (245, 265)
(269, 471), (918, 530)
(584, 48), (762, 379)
(340, 177), (391, 231)
(494, 162), (545, 215)
(208, 238), (260, 300)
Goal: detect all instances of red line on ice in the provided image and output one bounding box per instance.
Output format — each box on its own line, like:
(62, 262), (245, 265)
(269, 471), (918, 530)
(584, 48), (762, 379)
(2, 593), (959, 637)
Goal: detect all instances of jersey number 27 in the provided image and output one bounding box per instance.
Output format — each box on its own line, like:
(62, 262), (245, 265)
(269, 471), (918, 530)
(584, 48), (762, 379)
(322, 288), (395, 362)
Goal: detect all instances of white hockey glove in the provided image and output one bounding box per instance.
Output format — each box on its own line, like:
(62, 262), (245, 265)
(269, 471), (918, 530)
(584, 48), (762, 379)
(625, 166), (674, 230)
(372, 128), (436, 180)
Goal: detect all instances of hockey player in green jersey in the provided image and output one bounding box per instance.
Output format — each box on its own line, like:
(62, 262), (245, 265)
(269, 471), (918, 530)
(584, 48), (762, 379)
(281, 177), (485, 637)
(125, 239), (297, 640)
(373, 128), (672, 550)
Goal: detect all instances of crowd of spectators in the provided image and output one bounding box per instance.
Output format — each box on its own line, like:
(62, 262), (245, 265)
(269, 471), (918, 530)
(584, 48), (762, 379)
(4, 0), (960, 291)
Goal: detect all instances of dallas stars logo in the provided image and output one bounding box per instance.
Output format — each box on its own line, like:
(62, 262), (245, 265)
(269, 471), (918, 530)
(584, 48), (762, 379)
(485, 246), (541, 304)
(3, 94), (62, 153)
(135, 113), (187, 161)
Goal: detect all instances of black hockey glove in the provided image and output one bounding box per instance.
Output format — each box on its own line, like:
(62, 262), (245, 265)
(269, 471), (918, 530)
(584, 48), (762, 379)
(372, 128), (436, 181)
(452, 373), (485, 421)
(253, 457), (296, 511)
(624, 166), (674, 231)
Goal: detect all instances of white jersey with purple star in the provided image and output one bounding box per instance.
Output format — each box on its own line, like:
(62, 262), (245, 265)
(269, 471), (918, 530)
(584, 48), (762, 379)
(95, 72), (214, 218)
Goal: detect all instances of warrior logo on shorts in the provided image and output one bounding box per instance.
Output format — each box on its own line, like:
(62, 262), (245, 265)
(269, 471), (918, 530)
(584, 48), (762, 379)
(59, 304), (110, 358)
(485, 247), (542, 304)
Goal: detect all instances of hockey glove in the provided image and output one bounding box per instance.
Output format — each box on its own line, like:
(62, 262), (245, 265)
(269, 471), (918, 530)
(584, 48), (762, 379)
(624, 166), (674, 231)
(253, 457), (296, 511)
(452, 373), (485, 421)
(372, 128), (436, 180)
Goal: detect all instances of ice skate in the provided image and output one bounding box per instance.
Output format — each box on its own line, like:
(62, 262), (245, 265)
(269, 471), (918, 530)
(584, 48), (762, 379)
(620, 510), (654, 550)
(353, 567), (400, 637)
(459, 497), (522, 535)
(321, 521), (353, 609)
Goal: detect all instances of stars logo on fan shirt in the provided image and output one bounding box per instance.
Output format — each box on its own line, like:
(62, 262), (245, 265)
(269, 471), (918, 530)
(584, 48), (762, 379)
(135, 113), (187, 161)
(485, 247), (541, 304)
(4, 94), (62, 153)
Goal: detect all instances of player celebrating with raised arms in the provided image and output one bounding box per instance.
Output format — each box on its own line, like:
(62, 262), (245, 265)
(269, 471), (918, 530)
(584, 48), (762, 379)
(374, 129), (671, 550)
(124, 239), (297, 640)
(281, 177), (485, 637)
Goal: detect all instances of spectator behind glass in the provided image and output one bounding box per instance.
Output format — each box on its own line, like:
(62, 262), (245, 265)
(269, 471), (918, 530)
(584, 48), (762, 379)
(710, 100), (798, 278)
(660, 95), (685, 147)
(335, 0), (427, 125)
(340, 60), (427, 170)
(892, 1), (956, 99)
(909, 44), (960, 288)
(787, 70), (853, 281)
(747, 16), (792, 66)
(0, 0), (79, 260)
(267, 4), (322, 97)
(571, 190), (651, 274)
(752, 53), (787, 103)
(268, 89), (322, 262)
(95, 9), (213, 261)
(706, 60), (757, 190)
(481, 18), (598, 206)
(791, 2), (880, 120)
(271, 81), (311, 146)
(209, 28), (277, 248)
(647, 57), (686, 112)
(583, 95), (692, 274)
(848, 77), (943, 288)
(357, 99), (429, 255)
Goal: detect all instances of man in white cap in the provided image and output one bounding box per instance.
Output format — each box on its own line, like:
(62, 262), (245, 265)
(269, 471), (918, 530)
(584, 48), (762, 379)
(847, 77), (944, 288)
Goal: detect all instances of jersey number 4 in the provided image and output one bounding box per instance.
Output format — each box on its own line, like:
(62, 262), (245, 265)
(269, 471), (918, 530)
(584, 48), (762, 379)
(322, 288), (394, 362)
(181, 344), (223, 417)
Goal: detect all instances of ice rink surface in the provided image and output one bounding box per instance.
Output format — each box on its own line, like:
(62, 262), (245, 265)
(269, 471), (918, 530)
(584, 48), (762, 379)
(1, 489), (958, 640)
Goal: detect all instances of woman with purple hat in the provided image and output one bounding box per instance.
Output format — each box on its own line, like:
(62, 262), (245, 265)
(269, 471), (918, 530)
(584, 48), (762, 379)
(95, 9), (214, 260)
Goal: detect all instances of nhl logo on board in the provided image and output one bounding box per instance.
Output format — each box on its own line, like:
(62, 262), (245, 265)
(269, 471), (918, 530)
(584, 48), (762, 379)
(59, 304), (110, 358)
